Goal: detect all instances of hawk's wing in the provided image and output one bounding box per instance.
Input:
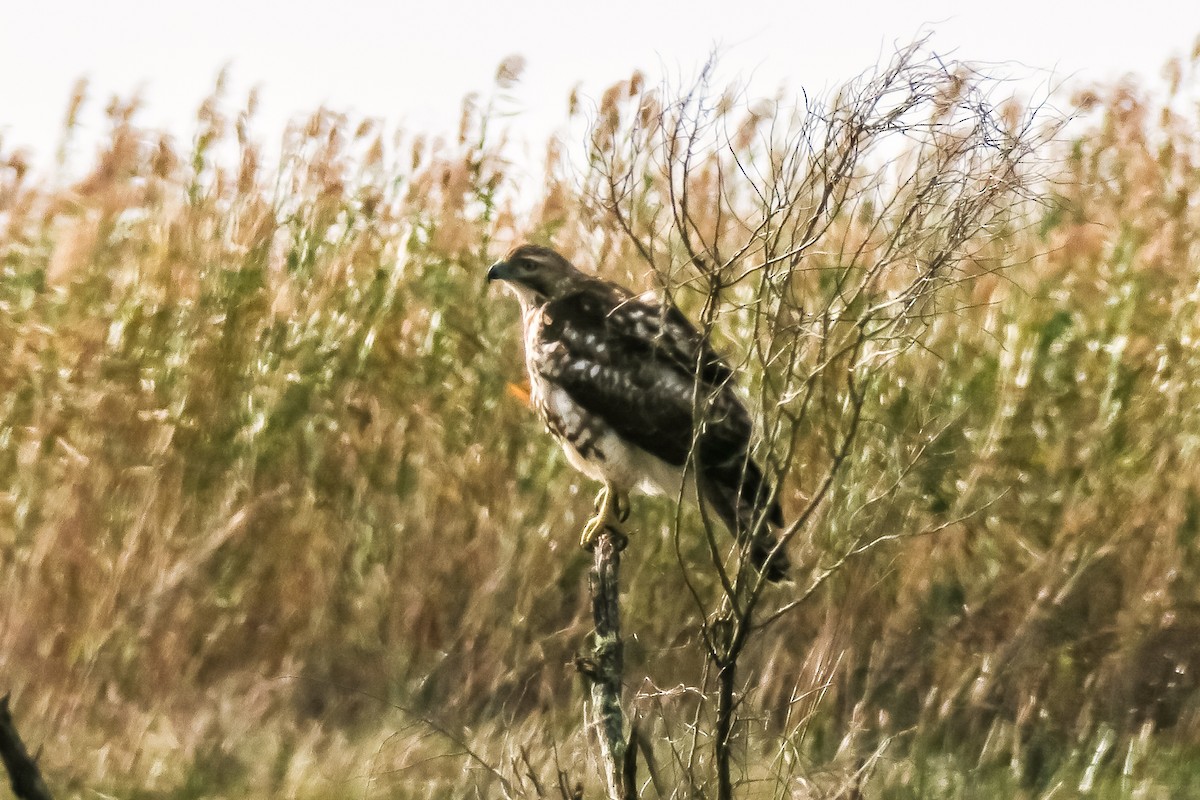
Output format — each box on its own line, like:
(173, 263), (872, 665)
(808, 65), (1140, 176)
(536, 284), (738, 465)
(536, 282), (784, 535)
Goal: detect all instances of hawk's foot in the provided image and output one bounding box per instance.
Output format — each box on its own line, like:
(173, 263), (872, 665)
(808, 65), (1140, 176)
(579, 516), (628, 552)
(592, 486), (630, 523)
(612, 491), (630, 523)
(581, 483), (629, 550)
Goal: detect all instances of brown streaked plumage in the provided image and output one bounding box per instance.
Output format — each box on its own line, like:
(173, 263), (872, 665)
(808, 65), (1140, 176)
(488, 244), (788, 581)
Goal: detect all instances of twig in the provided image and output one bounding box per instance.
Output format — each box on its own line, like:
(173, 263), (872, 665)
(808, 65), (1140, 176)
(0, 694), (54, 800)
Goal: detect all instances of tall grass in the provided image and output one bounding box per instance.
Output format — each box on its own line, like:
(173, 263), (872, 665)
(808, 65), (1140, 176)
(2, 47), (1200, 797)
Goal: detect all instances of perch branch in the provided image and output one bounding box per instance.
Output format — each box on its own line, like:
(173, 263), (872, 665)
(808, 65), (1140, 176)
(0, 694), (54, 800)
(576, 529), (637, 799)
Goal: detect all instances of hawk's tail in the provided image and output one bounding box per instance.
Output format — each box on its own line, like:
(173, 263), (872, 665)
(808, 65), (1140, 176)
(698, 443), (790, 582)
(747, 528), (790, 583)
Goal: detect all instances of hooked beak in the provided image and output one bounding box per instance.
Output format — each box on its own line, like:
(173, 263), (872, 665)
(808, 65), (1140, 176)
(487, 260), (511, 283)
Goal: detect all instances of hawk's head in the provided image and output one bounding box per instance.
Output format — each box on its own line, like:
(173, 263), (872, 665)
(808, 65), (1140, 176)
(487, 244), (584, 307)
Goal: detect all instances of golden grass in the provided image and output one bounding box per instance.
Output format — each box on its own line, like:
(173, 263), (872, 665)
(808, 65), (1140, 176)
(3, 47), (1200, 797)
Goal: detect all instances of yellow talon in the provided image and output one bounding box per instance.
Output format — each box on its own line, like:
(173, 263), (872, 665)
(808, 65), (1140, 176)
(580, 483), (629, 550)
(613, 492), (629, 523)
(579, 516), (605, 550)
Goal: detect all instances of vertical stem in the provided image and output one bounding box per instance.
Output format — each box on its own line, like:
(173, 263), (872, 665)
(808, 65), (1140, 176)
(0, 694), (54, 800)
(714, 662), (736, 800)
(583, 530), (631, 799)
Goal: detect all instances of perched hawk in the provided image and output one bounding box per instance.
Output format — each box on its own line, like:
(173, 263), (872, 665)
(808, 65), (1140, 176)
(488, 244), (788, 581)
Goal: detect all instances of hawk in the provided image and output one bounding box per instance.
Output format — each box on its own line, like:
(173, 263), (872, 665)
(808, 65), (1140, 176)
(488, 244), (788, 581)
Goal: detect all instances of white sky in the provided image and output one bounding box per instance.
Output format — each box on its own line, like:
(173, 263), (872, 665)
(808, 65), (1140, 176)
(1, 0), (1196, 174)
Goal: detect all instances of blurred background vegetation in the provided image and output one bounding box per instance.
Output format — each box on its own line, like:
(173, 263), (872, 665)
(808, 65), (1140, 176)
(3, 44), (1200, 798)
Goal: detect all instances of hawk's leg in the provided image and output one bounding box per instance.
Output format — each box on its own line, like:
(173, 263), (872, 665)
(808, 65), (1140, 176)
(590, 485), (631, 523)
(612, 490), (630, 523)
(581, 482), (629, 551)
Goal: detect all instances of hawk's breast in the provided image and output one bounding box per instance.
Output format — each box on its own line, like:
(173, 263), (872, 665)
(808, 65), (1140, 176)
(523, 303), (686, 497)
